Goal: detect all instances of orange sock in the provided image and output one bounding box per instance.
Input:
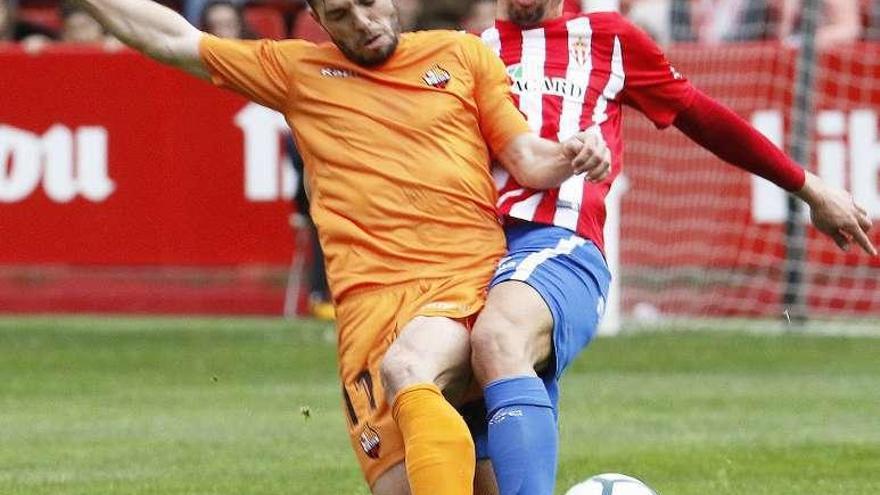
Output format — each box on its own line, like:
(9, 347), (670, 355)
(392, 384), (475, 495)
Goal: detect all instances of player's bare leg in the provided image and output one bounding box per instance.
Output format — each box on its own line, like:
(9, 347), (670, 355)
(474, 460), (500, 495)
(372, 460), (499, 495)
(470, 281), (557, 495)
(371, 462), (411, 495)
(471, 282), (553, 382)
(380, 316), (477, 495)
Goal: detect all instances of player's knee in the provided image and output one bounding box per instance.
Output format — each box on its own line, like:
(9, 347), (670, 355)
(471, 307), (537, 381)
(379, 347), (425, 401)
(471, 314), (524, 362)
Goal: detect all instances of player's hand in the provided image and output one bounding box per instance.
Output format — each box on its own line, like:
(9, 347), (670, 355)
(797, 172), (877, 256)
(562, 126), (611, 183)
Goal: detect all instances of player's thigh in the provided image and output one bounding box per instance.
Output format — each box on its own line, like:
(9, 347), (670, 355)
(480, 224), (612, 382)
(381, 315), (472, 402)
(471, 280), (555, 380)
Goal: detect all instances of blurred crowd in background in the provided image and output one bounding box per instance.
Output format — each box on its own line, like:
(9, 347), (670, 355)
(2, 0), (880, 52)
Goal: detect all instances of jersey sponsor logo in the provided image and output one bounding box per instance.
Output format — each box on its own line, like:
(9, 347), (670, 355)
(0, 123), (114, 203)
(506, 64), (588, 99)
(320, 67), (357, 78)
(359, 423), (381, 459)
(422, 65), (452, 89)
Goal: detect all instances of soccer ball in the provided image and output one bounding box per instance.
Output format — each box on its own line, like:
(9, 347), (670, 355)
(565, 473), (659, 495)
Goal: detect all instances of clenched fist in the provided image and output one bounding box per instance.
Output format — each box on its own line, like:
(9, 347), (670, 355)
(562, 126), (612, 183)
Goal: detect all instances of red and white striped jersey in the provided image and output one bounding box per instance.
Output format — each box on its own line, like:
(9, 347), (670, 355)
(482, 12), (695, 251)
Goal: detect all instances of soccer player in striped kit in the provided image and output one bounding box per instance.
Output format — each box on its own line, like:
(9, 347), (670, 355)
(469, 1), (876, 494)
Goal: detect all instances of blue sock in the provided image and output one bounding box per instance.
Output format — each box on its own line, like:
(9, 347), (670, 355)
(485, 376), (558, 495)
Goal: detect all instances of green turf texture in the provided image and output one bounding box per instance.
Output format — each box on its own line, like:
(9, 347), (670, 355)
(1, 316), (877, 494)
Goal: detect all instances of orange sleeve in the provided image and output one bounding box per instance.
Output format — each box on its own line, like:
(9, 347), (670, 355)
(199, 34), (308, 111)
(462, 34), (530, 157)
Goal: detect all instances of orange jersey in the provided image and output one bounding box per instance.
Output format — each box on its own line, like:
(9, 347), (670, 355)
(200, 31), (529, 301)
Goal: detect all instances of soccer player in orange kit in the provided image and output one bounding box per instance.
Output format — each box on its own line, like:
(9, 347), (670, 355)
(67, 0), (612, 493)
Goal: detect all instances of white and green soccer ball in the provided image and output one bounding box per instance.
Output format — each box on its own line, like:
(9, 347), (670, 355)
(565, 473), (658, 495)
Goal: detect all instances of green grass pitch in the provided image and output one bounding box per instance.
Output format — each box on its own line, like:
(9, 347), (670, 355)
(1, 316), (878, 494)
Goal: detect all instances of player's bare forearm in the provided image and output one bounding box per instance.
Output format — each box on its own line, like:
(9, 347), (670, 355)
(499, 130), (610, 190)
(71, 0), (207, 78)
(498, 134), (571, 190)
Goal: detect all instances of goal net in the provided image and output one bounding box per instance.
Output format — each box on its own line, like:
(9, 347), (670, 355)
(603, 1), (880, 333)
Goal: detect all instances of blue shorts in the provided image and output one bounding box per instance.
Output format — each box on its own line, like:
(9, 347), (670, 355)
(466, 221), (611, 458)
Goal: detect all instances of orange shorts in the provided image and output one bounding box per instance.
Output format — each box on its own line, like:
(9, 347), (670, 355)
(335, 275), (489, 487)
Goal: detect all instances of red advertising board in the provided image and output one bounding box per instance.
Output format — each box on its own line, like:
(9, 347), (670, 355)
(1, 46), (294, 266)
(1, 43), (878, 316)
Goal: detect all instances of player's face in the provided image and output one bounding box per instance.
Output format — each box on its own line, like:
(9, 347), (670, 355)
(501, 0), (563, 27)
(313, 0), (401, 67)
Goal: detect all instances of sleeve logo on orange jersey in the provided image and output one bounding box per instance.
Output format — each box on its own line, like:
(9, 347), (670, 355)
(321, 66), (358, 78)
(422, 65), (452, 89)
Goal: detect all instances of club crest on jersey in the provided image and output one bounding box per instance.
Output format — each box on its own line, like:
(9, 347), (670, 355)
(423, 65), (452, 89)
(570, 36), (590, 67)
(360, 424), (381, 459)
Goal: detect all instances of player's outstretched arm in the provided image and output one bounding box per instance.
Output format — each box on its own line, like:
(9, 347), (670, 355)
(673, 89), (876, 256)
(71, 0), (207, 78)
(497, 128), (611, 190)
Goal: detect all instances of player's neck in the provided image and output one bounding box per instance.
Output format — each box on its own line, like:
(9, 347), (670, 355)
(495, 5), (565, 26)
